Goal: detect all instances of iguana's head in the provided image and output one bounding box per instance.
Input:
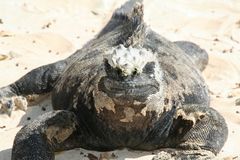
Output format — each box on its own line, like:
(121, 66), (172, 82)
(96, 45), (162, 107)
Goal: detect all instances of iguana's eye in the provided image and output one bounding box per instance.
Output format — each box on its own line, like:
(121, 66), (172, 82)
(142, 62), (155, 74)
(132, 68), (138, 76)
(104, 59), (111, 72)
(115, 67), (123, 76)
(103, 58), (125, 80)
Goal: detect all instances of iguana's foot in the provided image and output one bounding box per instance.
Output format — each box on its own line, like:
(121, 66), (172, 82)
(0, 85), (28, 116)
(152, 149), (215, 160)
(0, 96), (27, 116)
(12, 110), (79, 160)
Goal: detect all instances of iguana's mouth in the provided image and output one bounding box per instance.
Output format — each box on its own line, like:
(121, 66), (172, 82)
(98, 77), (159, 102)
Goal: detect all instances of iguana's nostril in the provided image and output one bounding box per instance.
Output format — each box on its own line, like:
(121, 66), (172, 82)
(132, 68), (138, 76)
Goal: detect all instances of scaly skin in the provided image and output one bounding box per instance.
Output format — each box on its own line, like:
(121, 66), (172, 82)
(0, 0), (227, 160)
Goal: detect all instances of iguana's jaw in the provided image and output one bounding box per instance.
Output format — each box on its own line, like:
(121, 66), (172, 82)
(98, 76), (159, 104)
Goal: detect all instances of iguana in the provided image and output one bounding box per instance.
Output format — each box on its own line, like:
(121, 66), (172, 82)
(0, 0), (227, 159)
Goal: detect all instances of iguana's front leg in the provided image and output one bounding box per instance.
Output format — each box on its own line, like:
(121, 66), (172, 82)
(0, 60), (67, 115)
(12, 110), (80, 160)
(153, 105), (228, 160)
(4, 60), (67, 96)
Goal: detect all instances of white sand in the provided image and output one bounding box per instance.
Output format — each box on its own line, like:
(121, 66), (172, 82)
(0, 0), (240, 159)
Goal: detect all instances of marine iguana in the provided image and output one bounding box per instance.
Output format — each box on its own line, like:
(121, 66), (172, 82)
(0, 0), (227, 159)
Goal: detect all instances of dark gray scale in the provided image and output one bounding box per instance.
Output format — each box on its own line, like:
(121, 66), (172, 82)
(0, 0), (228, 160)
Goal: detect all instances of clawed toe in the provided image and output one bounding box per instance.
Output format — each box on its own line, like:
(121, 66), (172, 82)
(0, 96), (28, 116)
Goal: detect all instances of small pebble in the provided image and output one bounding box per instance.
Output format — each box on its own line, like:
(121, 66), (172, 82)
(111, 153), (117, 158)
(236, 20), (240, 28)
(0, 126), (6, 129)
(42, 22), (52, 29)
(91, 10), (99, 16)
(236, 111), (239, 114)
(87, 153), (98, 160)
(0, 54), (8, 61)
(99, 152), (117, 160)
(235, 98), (240, 106)
(235, 83), (240, 88)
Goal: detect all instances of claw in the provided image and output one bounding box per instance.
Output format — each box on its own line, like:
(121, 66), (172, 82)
(0, 98), (15, 116)
(6, 100), (14, 116)
(0, 96), (28, 117)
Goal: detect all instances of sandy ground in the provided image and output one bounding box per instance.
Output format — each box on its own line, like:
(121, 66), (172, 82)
(0, 0), (240, 159)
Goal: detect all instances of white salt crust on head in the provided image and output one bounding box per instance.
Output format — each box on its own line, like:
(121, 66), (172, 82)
(107, 44), (160, 77)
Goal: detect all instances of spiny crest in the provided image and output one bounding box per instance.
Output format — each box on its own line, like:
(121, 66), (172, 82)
(112, 0), (144, 23)
(97, 0), (145, 46)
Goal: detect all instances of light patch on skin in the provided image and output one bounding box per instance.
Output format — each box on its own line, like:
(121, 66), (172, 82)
(45, 125), (75, 143)
(174, 109), (206, 126)
(107, 44), (159, 76)
(144, 71), (167, 115)
(72, 90), (80, 109)
(93, 90), (116, 113)
(140, 106), (147, 116)
(13, 96), (28, 111)
(133, 100), (142, 105)
(178, 127), (183, 134)
(120, 107), (135, 123)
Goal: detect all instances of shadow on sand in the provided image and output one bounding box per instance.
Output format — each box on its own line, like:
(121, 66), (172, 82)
(0, 148), (12, 160)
